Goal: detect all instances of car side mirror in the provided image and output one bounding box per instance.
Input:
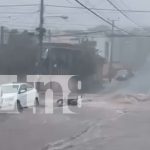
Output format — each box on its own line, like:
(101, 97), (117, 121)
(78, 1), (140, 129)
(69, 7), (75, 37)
(19, 89), (26, 94)
(0, 89), (3, 97)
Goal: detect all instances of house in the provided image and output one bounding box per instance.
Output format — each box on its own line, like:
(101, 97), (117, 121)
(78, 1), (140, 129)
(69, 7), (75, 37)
(0, 26), (10, 46)
(41, 41), (105, 91)
(42, 42), (81, 75)
(113, 36), (150, 69)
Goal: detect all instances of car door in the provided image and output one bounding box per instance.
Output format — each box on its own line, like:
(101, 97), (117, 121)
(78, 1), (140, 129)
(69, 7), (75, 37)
(26, 84), (36, 107)
(18, 84), (27, 107)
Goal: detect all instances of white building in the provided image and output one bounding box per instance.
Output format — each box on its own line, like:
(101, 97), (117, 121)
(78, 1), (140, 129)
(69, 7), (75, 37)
(44, 29), (112, 62)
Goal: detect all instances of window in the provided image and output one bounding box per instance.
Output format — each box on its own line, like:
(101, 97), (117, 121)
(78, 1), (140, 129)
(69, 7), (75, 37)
(26, 84), (33, 91)
(19, 84), (27, 93)
(105, 41), (109, 61)
(1, 85), (19, 94)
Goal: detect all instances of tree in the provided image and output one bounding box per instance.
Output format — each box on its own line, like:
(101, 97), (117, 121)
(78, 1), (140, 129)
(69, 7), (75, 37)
(72, 40), (105, 91)
(75, 40), (99, 77)
(0, 30), (38, 74)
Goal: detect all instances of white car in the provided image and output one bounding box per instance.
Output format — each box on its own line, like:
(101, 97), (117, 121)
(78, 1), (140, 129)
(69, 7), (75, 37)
(0, 83), (39, 112)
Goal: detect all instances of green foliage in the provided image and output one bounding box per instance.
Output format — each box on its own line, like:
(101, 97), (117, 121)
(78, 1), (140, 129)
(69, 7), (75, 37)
(75, 40), (103, 78)
(0, 30), (38, 74)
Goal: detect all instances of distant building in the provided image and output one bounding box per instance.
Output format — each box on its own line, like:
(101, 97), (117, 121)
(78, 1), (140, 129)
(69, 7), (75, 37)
(41, 42), (105, 90)
(42, 42), (81, 75)
(85, 33), (111, 61)
(113, 36), (150, 69)
(84, 29), (150, 69)
(47, 30), (111, 62)
(0, 26), (9, 46)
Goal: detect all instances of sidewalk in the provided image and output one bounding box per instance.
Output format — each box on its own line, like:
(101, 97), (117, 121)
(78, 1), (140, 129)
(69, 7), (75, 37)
(97, 101), (150, 150)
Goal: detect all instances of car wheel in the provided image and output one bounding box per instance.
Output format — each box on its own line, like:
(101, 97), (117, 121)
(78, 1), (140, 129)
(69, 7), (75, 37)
(16, 101), (23, 113)
(34, 98), (40, 107)
(57, 99), (63, 107)
(68, 99), (78, 106)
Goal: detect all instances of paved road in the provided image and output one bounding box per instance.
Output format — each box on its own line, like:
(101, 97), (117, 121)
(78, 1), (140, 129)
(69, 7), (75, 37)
(54, 98), (150, 150)
(0, 97), (119, 150)
(1, 92), (149, 150)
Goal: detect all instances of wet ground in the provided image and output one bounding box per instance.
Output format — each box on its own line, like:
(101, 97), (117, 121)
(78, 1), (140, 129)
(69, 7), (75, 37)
(0, 80), (150, 150)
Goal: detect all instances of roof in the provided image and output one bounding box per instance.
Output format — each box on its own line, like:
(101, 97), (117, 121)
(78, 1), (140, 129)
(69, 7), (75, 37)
(43, 42), (82, 51)
(1, 83), (26, 86)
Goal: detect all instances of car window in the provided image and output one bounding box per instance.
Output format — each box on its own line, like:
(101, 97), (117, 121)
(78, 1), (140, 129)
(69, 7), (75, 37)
(19, 84), (27, 93)
(1, 85), (19, 94)
(26, 84), (33, 91)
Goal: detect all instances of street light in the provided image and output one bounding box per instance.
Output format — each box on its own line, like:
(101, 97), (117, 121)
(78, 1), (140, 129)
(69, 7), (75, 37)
(45, 15), (69, 20)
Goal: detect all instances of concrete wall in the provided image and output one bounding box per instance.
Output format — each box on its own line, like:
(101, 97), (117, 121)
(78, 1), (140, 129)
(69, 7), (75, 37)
(113, 37), (150, 69)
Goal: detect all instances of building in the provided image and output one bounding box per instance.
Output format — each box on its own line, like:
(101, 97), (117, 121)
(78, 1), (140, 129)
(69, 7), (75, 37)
(86, 33), (111, 61)
(113, 36), (150, 69)
(0, 26), (10, 46)
(42, 42), (81, 75)
(41, 41), (105, 90)
(84, 28), (150, 71)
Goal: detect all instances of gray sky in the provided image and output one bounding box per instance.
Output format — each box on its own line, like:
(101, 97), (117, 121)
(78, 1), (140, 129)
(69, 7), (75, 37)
(0, 0), (150, 31)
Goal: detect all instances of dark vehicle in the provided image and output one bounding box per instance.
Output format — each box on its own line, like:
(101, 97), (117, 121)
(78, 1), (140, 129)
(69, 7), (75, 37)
(116, 69), (134, 81)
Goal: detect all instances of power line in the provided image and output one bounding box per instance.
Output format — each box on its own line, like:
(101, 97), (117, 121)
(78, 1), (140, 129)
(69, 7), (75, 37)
(106, 0), (144, 29)
(51, 30), (111, 37)
(65, 0), (75, 5)
(0, 3), (149, 14)
(50, 31), (150, 38)
(112, 34), (150, 38)
(0, 11), (38, 14)
(45, 4), (150, 13)
(74, 0), (112, 25)
(118, 0), (131, 10)
(46, 22), (98, 27)
(73, 0), (129, 34)
(0, 4), (39, 7)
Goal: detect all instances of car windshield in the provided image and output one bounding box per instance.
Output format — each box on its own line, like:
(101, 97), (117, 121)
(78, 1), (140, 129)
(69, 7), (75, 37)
(117, 70), (128, 76)
(1, 85), (19, 94)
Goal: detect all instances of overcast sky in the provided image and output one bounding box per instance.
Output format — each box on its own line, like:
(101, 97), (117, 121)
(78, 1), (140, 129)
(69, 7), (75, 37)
(0, 0), (150, 31)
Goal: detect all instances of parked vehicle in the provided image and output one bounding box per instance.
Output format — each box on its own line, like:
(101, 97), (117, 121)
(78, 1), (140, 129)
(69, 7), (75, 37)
(55, 93), (80, 107)
(0, 83), (39, 112)
(115, 69), (134, 81)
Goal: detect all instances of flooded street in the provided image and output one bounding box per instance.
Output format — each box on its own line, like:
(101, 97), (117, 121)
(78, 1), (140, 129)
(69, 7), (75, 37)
(1, 0), (150, 149)
(1, 87), (149, 150)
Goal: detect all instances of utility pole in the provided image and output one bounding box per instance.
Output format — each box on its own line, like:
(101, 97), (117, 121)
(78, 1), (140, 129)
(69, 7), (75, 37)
(108, 20), (115, 83)
(36, 0), (45, 73)
(0, 26), (4, 46)
(39, 0), (44, 50)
